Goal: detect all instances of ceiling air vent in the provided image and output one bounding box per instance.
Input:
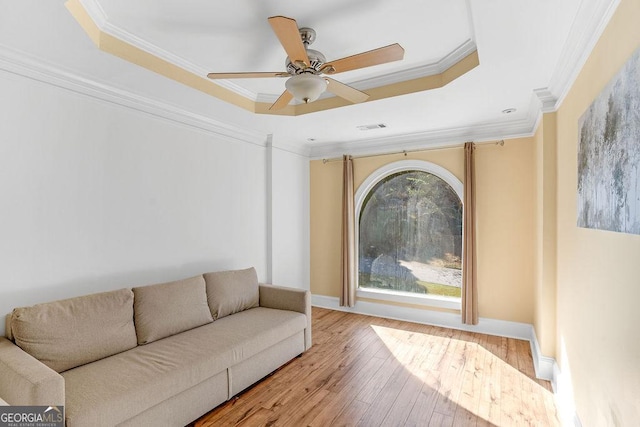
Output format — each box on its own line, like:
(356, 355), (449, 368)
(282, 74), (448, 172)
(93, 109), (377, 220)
(357, 123), (387, 131)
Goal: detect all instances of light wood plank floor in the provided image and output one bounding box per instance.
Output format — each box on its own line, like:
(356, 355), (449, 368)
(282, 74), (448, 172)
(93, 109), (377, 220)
(193, 307), (559, 427)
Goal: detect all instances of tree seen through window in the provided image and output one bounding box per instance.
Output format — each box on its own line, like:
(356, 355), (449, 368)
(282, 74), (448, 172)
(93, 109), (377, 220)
(358, 170), (462, 298)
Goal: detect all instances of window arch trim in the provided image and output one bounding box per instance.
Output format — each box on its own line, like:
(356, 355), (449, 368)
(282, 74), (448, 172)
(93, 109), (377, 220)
(355, 160), (463, 218)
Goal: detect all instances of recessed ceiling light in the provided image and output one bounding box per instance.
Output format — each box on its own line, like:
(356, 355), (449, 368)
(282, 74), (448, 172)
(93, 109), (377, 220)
(502, 108), (517, 114)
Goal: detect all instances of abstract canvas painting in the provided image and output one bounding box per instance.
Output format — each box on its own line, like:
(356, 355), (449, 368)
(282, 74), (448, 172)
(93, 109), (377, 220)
(577, 47), (640, 235)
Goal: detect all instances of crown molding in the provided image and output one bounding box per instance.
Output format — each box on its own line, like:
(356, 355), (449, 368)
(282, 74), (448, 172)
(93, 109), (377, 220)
(78, 0), (108, 28)
(256, 93), (281, 104)
(270, 137), (312, 158)
(0, 43), (267, 147)
(533, 88), (558, 113)
(543, 0), (621, 111)
(81, 0), (203, 78)
(0, 40), (533, 161)
(236, 40), (478, 104)
(354, 39), (477, 91)
(79, 0), (476, 104)
(308, 94), (540, 159)
(79, 0), (258, 101)
(68, 0), (479, 117)
(308, 119), (531, 160)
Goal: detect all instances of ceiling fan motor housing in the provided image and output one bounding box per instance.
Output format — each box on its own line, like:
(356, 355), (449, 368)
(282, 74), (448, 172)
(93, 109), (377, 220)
(284, 27), (326, 75)
(298, 27), (316, 45)
(286, 48), (327, 75)
(285, 49), (327, 75)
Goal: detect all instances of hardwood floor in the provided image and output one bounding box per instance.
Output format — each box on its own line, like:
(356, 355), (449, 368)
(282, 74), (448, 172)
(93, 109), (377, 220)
(194, 307), (559, 426)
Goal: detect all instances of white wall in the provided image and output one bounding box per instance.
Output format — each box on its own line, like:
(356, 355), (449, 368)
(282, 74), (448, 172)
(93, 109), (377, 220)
(0, 68), (277, 335)
(268, 143), (310, 290)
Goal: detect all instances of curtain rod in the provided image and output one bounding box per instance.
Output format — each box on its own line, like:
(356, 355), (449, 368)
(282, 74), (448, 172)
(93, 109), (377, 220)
(321, 139), (505, 164)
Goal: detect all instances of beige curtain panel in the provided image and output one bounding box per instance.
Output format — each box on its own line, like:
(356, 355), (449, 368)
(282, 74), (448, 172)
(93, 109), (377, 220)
(462, 142), (479, 325)
(340, 155), (356, 307)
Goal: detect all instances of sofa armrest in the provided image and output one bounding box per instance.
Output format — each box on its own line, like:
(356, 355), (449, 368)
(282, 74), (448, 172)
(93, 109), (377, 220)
(0, 337), (65, 406)
(259, 284), (312, 350)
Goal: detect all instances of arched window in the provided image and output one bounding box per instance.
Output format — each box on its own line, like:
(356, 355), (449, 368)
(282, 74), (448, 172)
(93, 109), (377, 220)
(355, 160), (463, 309)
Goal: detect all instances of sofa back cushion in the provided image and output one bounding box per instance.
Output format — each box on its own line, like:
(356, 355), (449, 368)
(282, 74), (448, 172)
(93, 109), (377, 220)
(133, 275), (213, 345)
(203, 267), (259, 320)
(10, 288), (137, 373)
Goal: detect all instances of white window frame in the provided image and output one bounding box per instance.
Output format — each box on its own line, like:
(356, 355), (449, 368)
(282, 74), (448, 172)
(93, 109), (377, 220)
(355, 160), (463, 310)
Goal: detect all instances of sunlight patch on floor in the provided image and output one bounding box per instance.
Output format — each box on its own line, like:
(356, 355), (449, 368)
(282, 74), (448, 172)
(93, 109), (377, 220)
(370, 323), (559, 425)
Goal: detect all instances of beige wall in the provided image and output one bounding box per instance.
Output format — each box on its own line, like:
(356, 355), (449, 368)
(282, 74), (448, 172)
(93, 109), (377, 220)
(311, 0), (640, 426)
(310, 137), (536, 324)
(553, 0), (640, 423)
(310, 0), (640, 423)
(534, 113), (558, 358)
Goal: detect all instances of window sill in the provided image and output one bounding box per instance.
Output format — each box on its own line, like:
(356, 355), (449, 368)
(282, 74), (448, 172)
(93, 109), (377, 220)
(356, 287), (462, 311)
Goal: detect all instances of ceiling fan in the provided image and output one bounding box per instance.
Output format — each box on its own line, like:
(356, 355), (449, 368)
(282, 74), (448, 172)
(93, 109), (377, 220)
(206, 16), (405, 110)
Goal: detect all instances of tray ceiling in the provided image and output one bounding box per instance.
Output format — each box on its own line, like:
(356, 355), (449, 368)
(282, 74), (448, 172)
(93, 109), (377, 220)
(0, 0), (618, 153)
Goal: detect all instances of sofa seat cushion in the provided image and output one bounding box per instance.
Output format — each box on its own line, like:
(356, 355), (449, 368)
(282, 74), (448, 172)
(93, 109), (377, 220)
(61, 307), (307, 427)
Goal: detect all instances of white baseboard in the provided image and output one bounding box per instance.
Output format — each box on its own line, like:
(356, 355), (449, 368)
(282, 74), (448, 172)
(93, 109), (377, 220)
(530, 327), (557, 384)
(311, 294), (555, 380)
(553, 361), (583, 427)
(311, 294), (587, 424)
(312, 294), (531, 339)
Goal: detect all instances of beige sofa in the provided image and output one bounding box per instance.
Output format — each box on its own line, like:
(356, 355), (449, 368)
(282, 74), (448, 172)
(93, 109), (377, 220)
(0, 267), (311, 426)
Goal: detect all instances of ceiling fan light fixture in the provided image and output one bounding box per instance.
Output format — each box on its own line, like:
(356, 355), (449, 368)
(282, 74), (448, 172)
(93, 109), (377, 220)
(285, 74), (328, 104)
